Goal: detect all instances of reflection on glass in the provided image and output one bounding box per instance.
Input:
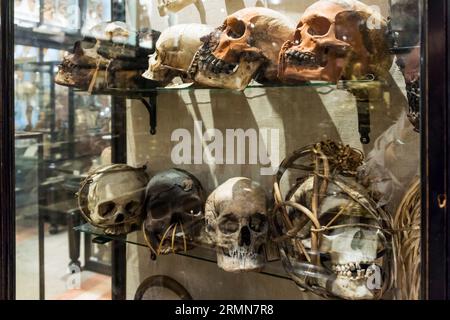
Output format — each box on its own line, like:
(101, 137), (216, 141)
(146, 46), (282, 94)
(14, 0), (40, 26)
(43, 0), (80, 31)
(11, 0), (423, 301)
(82, 0), (111, 36)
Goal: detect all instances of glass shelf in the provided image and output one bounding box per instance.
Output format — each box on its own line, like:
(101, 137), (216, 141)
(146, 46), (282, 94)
(72, 79), (384, 98)
(75, 223), (290, 281)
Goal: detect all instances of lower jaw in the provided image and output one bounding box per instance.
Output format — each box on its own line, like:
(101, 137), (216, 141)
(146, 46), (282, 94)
(330, 277), (377, 300)
(280, 66), (339, 83)
(194, 59), (262, 91)
(55, 69), (105, 89)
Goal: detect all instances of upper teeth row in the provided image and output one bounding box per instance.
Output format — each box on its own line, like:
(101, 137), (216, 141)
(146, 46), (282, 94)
(199, 54), (238, 75)
(332, 261), (374, 272)
(335, 268), (375, 280)
(285, 50), (317, 64)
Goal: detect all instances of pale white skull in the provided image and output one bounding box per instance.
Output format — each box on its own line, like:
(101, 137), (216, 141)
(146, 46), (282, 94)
(89, 21), (131, 43)
(143, 24), (214, 86)
(87, 164), (148, 235)
(285, 176), (388, 300)
(205, 177), (268, 272)
(189, 7), (295, 90)
(157, 0), (198, 16)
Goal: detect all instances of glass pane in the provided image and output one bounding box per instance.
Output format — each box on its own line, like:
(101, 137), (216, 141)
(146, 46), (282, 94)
(14, 0), (112, 300)
(13, 0), (422, 301)
(42, 0), (80, 31)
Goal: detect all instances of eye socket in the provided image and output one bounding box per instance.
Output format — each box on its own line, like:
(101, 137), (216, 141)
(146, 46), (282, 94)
(182, 197), (202, 216)
(249, 213), (267, 232)
(226, 17), (246, 39)
(293, 29), (302, 44)
(335, 11), (364, 43)
(218, 214), (239, 234)
(80, 39), (96, 49)
(307, 17), (331, 36)
(149, 201), (170, 219)
(97, 201), (115, 217)
(125, 201), (139, 213)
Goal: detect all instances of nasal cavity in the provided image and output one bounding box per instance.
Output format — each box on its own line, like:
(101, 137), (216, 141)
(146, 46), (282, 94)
(115, 213), (125, 223)
(170, 212), (182, 225)
(239, 226), (252, 247)
(351, 230), (364, 250)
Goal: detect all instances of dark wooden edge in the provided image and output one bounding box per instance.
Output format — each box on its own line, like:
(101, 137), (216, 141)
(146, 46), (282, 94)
(421, 0), (449, 300)
(0, 0), (16, 301)
(110, 96), (127, 300)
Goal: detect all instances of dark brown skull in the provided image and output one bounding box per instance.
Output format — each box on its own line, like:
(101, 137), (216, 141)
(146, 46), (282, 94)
(55, 22), (156, 91)
(144, 169), (205, 255)
(278, 0), (392, 83)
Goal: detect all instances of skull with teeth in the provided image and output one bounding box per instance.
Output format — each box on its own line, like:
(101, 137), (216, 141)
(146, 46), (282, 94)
(286, 176), (390, 299)
(205, 177), (269, 272)
(81, 164), (149, 235)
(55, 40), (110, 90)
(143, 24), (214, 86)
(273, 141), (393, 299)
(188, 7), (295, 90)
(56, 22), (156, 91)
(278, 0), (392, 83)
(143, 169), (205, 256)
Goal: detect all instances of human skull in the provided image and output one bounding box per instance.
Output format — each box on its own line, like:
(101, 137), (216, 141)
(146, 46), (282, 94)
(157, 0), (198, 16)
(188, 7), (295, 90)
(55, 40), (110, 90)
(56, 22), (155, 91)
(205, 177), (269, 272)
(85, 164), (148, 235)
(279, 175), (391, 300)
(143, 24), (214, 86)
(278, 0), (392, 83)
(144, 169), (205, 255)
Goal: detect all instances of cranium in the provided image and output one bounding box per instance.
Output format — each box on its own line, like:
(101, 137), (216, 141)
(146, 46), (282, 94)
(205, 177), (269, 272)
(157, 0), (198, 16)
(282, 175), (390, 300)
(55, 40), (110, 90)
(83, 164), (148, 235)
(273, 141), (393, 299)
(143, 24), (214, 86)
(143, 169), (205, 255)
(56, 22), (156, 91)
(278, 0), (392, 83)
(188, 7), (295, 90)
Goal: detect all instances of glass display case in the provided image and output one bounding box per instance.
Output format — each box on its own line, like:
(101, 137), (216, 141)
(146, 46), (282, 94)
(1, 0), (450, 301)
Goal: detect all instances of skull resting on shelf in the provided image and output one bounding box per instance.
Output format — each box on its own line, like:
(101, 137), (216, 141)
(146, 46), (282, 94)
(143, 169), (205, 256)
(273, 141), (393, 300)
(205, 177), (269, 272)
(278, 0), (392, 83)
(143, 24), (214, 86)
(55, 40), (110, 91)
(188, 7), (295, 90)
(157, 0), (198, 16)
(56, 21), (156, 91)
(81, 164), (149, 235)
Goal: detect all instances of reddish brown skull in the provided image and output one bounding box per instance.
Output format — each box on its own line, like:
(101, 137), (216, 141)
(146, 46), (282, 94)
(278, 0), (392, 83)
(189, 7), (295, 90)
